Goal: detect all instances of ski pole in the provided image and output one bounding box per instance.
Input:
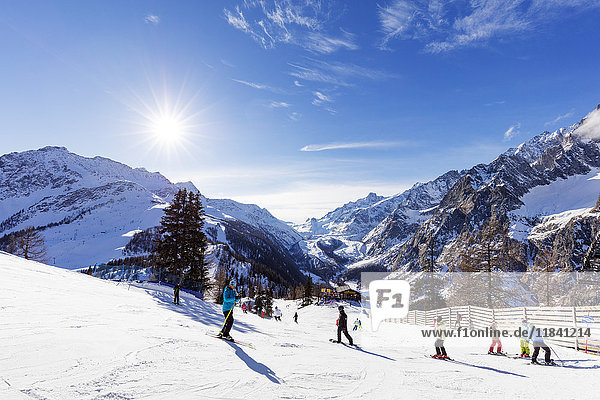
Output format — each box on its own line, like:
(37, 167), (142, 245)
(219, 300), (238, 332)
(548, 344), (564, 364)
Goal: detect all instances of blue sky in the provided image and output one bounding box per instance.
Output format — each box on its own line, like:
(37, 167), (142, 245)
(2, 1), (600, 223)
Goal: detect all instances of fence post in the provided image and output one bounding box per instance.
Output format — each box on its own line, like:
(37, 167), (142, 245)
(491, 308), (495, 324)
(414, 310), (417, 325)
(448, 307), (452, 328)
(467, 305), (472, 329)
(572, 307), (578, 351)
(523, 306), (527, 321)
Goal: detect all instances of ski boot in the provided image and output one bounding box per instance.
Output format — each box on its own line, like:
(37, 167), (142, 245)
(531, 359), (540, 365)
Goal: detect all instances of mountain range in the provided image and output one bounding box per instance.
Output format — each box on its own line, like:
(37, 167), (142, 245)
(2, 104), (600, 285)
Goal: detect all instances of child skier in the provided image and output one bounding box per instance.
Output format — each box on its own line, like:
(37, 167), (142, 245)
(273, 306), (282, 321)
(173, 283), (180, 305)
(242, 303), (248, 313)
(294, 312), (298, 323)
(218, 280), (238, 341)
(433, 316), (449, 359)
(334, 306), (354, 345)
(488, 320), (502, 354)
(353, 318), (361, 331)
(519, 319), (531, 358)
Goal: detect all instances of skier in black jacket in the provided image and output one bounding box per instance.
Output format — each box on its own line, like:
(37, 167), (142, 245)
(173, 283), (181, 305)
(334, 306), (353, 345)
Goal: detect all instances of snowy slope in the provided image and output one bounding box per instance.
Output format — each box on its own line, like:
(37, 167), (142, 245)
(2, 252), (599, 399)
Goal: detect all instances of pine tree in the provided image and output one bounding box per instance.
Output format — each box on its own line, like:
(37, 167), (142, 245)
(302, 276), (313, 306)
(10, 227), (47, 262)
(153, 189), (209, 293)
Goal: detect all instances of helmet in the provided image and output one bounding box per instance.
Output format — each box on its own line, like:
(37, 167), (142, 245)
(338, 305), (344, 310)
(229, 280), (236, 287)
(436, 316), (442, 322)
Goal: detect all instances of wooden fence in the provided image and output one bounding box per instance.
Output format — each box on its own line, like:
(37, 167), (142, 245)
(400, 305), (600, 354)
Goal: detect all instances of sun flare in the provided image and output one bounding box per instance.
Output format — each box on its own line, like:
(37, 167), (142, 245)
(152, 114), (185, 144)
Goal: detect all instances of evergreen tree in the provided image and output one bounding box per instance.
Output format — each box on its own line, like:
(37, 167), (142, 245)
(153, 189), (209, 292)
(303, 276), (313, 306)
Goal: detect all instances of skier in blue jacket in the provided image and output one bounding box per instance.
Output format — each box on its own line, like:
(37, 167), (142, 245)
(218, 280), (238, 341)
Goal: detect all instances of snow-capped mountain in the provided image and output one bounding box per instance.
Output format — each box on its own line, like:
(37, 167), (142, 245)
(358, 105), (600, 273)
(0, 146), (303, 283)
(294, 171), (464, 274)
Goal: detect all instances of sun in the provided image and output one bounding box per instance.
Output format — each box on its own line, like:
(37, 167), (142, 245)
(121, 80), (208, 160)
(151, 114), (185, 144)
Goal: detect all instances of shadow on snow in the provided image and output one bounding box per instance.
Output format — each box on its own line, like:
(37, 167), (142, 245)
(226, 341), (282, 384)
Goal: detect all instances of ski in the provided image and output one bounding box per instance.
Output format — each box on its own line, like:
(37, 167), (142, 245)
(426, 355), (453, 361)
(206, 332), (255, 349)
(528, 361), (559, 367)
(329, 339), (359, 347)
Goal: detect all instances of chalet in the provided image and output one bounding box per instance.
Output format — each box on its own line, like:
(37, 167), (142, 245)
(320, 285), (361, 302)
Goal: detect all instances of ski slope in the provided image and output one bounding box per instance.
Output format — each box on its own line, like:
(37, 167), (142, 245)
(1, 252), (599, 400)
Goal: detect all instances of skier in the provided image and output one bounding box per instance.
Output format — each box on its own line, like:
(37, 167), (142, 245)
(173, 283), (181, 305)
(433, 316), (449, 359)
(273, 306), (282, 321)
(218, 280), (238, 341)
(488, 320), (502, 354)
(333, 306), (354, 345)
(353, 318), (362, 331)
(529, 325), (553, 365)
(454, 313), (462, 329)
(242, 303), (248, 314)
(519, 319), (531, 358)
(294, 312), (298, 323)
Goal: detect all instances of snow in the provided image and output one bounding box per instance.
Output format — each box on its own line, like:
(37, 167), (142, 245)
(2, 252), (600, 399)
(510, 168), (600, 240)
(122, 229), (143, 238)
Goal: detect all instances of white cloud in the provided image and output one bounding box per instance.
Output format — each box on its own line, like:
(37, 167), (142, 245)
(294, 80), (303, 87)
(378, 0), (600, 53)
(224, 1), (358, 54)
(300, 141), (409, 152)
(574, 106), (600, 140)
(289, 59), (395, 87)
(269, 101), (291, 108)
(545, 111), (574, 126)
(288, 112), (302, 121)
(485, 100), (506, 107)
(144, 14), (160, 25)
(503, 122), (521, 141)
(232, 78), (272, 90)
(311, 91), (332, 105)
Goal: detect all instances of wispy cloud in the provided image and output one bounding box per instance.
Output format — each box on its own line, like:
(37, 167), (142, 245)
(310, 91), (336, 114)
(294, 80), (303, 87)
(485, 100), (506, 107)
(311, 91), (332, 106)
(232, 78), (276, 91)
(144, 14), (160, 25)
(289, 59), (396, 87)
(269, 101), (291, 108)
(545, 111), (574, 126)
(503, 123), (521, 141)
(301, 141), (409, 152)
(224, 1), (358, 54)
(378, 0), (600, 53)
(288, 112), (302, 121)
